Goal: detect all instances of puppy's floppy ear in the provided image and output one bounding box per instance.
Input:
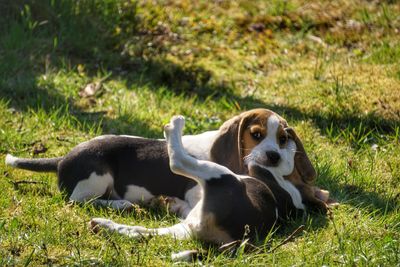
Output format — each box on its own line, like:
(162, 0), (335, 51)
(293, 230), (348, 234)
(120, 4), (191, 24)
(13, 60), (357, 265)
(286, 127), (316, 184)
(210, 114), (249, 174)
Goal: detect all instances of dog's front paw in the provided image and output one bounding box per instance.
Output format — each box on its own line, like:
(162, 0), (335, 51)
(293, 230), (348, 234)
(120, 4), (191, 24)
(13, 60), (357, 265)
(165, 197), (190, 218)
(314, 187), (330, 202)
(313, 187), (339, 208)
(309, 199), (329, 214)
(89, 218), (115, 234)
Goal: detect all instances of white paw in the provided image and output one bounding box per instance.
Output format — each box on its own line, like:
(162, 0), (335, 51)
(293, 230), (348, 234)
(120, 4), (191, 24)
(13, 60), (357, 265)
(171, 250), (199, 262)
(164, 115), (185, 138)
(314, 187), (330, 202)
(171, 115), (185, 131)
(89, 218), (149, 239)
(89, 218), (115, 233)
(165, 197), (192, 218)
(167, 197), (186, 212)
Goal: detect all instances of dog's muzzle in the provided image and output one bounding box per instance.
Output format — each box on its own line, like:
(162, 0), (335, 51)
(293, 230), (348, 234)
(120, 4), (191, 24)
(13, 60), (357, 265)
(265, 151), (281, 166)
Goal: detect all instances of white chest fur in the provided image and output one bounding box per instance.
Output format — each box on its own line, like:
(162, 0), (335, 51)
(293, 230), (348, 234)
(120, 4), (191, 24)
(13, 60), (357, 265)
(266, 168), (305, 210)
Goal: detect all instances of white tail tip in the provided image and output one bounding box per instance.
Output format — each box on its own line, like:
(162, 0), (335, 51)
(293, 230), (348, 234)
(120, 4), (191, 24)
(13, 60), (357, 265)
(5, 154), (19, 167)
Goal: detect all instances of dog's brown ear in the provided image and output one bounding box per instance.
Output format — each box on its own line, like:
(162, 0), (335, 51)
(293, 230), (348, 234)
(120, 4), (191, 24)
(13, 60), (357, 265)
(286, 127), (316, 184)
(210, 114), (248, 174)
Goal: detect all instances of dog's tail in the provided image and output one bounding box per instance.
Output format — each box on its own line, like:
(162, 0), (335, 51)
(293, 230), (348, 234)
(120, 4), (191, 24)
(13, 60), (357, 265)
(5, 154), (62, 172)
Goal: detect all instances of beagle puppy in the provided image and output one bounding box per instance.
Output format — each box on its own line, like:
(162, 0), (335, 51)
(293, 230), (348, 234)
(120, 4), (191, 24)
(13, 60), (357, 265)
(210, 109), (329, 212)
(89, 115), (326, 246)
(5, 109), (328, 215)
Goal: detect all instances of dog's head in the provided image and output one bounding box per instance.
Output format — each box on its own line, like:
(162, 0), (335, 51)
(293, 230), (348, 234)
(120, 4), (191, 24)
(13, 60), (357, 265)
(210, 108), (316, 185)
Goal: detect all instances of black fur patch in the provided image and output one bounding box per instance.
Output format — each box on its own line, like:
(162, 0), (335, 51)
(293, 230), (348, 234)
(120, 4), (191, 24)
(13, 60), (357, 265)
(203, 174), (277, 240)
(248, 165), (303, 219)
(57, 136), (196, 199)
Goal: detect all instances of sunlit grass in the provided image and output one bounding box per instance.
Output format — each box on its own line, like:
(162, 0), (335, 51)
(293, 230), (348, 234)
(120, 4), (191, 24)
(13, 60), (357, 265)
(0, 0), (399, 265)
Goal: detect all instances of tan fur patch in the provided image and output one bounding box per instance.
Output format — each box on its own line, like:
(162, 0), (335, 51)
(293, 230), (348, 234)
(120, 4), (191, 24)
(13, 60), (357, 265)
(240, 110), (273, 158)
(241, 126), (265, 158)
(276, 125), (289, 148)
(240, 110), (289, 158)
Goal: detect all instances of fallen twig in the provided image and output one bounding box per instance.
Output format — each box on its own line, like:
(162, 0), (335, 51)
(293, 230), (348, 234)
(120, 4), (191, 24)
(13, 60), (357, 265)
(8, 180), (47, 190)
(218, 238), (260, 255)
(218, 239), (242, 253)
(269, 225), (305, 253)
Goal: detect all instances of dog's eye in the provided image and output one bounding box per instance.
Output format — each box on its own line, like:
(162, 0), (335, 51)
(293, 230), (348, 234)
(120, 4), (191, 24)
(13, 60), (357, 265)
(251, 131), (262, 140)
(279, 135), (287, 146)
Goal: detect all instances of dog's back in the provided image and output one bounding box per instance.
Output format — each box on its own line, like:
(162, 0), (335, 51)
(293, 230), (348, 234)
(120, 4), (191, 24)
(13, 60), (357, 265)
(58, 136), (196, 200)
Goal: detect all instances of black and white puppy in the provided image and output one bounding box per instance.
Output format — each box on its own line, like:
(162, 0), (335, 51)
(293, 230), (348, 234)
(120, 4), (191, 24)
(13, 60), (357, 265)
(5, 109), (326, 216)
(89, 116), (305, 244)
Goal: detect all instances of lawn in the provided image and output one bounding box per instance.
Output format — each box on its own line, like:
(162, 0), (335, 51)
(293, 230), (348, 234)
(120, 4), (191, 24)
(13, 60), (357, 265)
(0, 0), (399, 266)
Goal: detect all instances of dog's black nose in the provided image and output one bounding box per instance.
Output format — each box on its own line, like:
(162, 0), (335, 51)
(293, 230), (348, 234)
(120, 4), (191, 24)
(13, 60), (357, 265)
(266, 151), (281, 165)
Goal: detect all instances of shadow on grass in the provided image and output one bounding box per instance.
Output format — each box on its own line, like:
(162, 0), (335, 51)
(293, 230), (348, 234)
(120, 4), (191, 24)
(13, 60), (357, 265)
(317, 162), (399, 216)
(0, 0), (166, 137)
(0, 0), (267, 137)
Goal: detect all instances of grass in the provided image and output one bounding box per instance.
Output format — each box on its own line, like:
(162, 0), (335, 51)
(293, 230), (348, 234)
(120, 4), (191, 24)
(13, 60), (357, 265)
(0, 0), (399, 265)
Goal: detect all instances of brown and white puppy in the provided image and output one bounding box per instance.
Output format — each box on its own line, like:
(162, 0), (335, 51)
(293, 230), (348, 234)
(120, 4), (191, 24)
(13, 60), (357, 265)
(5, 109), (328, 216)
(211, 109), (329, 212)
(89, 115), (319, 246)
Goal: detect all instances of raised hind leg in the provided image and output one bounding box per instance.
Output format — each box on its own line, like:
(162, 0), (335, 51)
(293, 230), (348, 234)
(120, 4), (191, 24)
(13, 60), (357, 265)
(164, 116), (238, 185)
